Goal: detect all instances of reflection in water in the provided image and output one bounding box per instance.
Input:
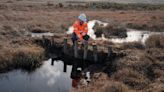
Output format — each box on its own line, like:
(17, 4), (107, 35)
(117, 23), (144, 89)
(0, 58), (91, 92)
(0, 59), (72, 92)
(54, 59), (85, 88)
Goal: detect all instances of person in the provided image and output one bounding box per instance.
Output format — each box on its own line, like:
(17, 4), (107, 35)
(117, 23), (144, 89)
(71, 13), (90, 45)
(71, 61), (83, 88)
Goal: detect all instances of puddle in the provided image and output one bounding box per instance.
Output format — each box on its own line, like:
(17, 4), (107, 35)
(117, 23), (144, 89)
(109, 29), (164, 44)
(0, 59), (73, 92)
(109, 29), (150, 44)
(31, 32), (55, 38)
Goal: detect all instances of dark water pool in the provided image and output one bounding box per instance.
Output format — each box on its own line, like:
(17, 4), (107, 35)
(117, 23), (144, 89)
(0, 59), (72, 92)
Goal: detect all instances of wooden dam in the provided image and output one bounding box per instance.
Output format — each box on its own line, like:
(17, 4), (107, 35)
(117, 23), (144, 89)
(35, 35), (122, 64)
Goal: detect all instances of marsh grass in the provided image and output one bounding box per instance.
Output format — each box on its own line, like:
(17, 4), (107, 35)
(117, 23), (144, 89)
(0, 45), (45, 72)
(145, 34), (164, 48)
(95, 25), (127, 38)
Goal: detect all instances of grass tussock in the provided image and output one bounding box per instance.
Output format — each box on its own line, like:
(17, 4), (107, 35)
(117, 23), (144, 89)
(109, 48), (164, 91)
(0, 45), (45, 72)
(73, 73), (134, 92)
(116, 42), (144, 50)
(95, 25), (127, 38)
(111, 68), (150, 90)
(145, 34), (164, 48)
(145, 82), (164, 92)
(100, 82), (132, 92)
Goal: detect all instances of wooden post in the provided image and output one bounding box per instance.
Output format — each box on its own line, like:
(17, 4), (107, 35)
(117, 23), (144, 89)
(51, 58), (54, 65)
(83, 42), (88, 60)
(93, 42), (98, 62)
(74, 41), (78, 58)
(42, 35), (45, 47)
(63, 38), (67, 54)
(51, 36), (54, 47)
(108, 46), (112, 58)
(63, 62), (67, 72)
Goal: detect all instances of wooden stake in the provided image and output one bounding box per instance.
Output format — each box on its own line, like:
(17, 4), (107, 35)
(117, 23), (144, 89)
(42, 35), (45, 47)
(51, 36), (54, 47)
(83, 42), (88, 60)
(93, 42), (98, 62)
(51, 58), (54, 65)
(63, 62), (67, 72)
(108, 46), (112, 58)
(74, 41), (78, 58)
(63, 38), (67, 54)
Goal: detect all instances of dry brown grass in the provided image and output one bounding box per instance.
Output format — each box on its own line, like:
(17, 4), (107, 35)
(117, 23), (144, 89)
(95, 24), (127, 38)
(73, 73), (134, 92)
(115, 42), (144, 50)
(0, 2), (163, 91)
(145, 81), (164, 92)
(0, 43), (45, 72)
(110, 50), (150, 89)
(146, 48), (164, 61)
(111, 68), (150, 90)
(145, 34), (164, 48)
(109, 48), (164, 91)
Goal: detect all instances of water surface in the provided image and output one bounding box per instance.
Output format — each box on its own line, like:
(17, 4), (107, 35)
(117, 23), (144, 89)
(0, 59), (72, 92)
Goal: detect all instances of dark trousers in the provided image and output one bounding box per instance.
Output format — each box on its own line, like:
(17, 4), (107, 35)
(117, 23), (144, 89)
(71, 32), (90, 45)
(71, 33), (78, 45)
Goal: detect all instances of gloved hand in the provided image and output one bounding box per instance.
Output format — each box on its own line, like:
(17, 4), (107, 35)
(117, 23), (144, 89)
(83, 34), (90, 41)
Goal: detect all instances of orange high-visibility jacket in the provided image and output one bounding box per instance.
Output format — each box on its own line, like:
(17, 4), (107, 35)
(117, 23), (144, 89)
(73, 20), (88, 40)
